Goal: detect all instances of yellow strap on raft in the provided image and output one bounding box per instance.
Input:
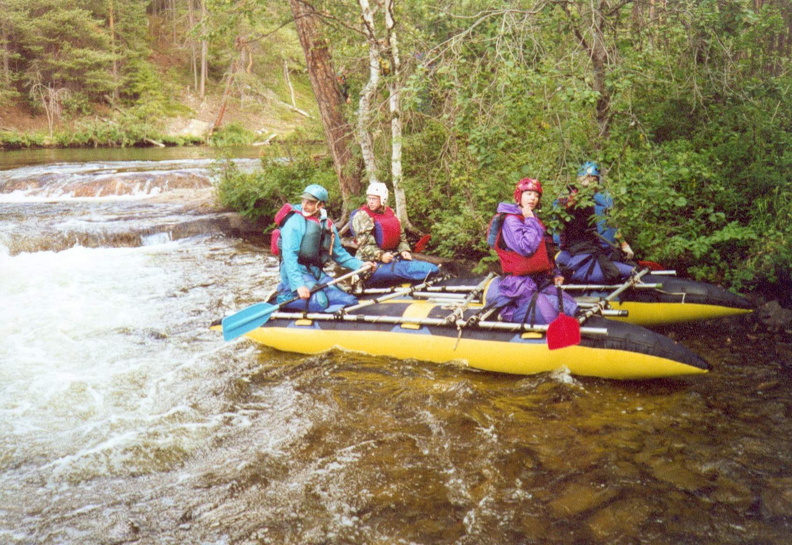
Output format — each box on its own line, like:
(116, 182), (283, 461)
(400, 302), (435, 329)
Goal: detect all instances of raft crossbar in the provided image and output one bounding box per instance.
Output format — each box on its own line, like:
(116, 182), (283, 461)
(362, 282), (664, 295)
(266, 311), (610, 337)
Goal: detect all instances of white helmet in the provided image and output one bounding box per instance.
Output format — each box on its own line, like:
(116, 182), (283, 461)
(366, 181), (389, 204)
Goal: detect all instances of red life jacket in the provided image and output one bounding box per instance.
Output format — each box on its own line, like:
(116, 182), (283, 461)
(487, 213), (554, 275)
(352, 205), (402, 251)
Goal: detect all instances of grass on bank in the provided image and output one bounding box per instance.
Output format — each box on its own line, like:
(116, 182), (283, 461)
(0, 118), (260, 150)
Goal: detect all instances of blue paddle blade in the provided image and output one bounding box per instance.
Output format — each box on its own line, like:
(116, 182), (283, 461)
(222, 302), (278, 341)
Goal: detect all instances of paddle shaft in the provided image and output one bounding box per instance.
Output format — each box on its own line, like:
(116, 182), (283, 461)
(222, 264), (372, 341)
(271, 265), (371, 310)
(561, 282), (662, 291)
(362, 282), (664, 295)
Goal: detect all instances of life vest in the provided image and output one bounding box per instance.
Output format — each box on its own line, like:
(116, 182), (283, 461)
(270, 203), (334, 267)
(350, 205), (402, 251)
(487, 213), (554, 276)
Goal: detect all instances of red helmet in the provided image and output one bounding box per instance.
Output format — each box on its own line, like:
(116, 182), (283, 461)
(514, 178), (543, 202)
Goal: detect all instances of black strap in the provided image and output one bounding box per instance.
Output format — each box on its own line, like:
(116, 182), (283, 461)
(520, 291), (541, 329)
(557, 283), (564, 316)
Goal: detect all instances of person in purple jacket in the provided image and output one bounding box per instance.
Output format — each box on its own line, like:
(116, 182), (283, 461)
(485, 178), (578, 325)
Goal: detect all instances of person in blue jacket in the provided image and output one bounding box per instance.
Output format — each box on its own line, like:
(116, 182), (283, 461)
(554, 161), (636, 283)
(275, 184), (376, 312)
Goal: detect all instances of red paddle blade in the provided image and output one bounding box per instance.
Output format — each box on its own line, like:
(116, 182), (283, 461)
(638, 260), (664, 271)
(546, 314), (581, 350)
(414, 234), (431, 253)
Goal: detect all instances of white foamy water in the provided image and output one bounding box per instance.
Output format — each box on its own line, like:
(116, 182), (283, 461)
(2, 242), (232, 479)
(0, 157), (302, 543)
(0, 158), (261, 202)
(0, 233), (299, 543)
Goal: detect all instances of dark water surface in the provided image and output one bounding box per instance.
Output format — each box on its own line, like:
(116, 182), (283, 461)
(1, 152), (790, 544)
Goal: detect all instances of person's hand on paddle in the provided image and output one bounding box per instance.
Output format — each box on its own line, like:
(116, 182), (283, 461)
(400, 251), (412, 261)
(554, 275), (564, 286)
(381, 251), (394, 263)
(297, 286), (312, 299)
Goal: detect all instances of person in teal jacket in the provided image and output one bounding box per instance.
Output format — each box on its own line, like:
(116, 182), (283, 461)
(276, 184), (375, 312)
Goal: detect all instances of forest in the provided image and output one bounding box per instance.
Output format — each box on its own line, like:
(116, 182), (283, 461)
(1, 0), (791, 294)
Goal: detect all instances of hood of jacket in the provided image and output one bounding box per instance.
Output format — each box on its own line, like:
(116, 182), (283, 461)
(497, 202), (522, 215)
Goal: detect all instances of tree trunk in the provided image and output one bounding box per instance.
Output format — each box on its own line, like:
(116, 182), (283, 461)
(212, 56), (238, 132)
(591, 2), (610, 140)
(384, 0), (414, 231)
(1, 17), (9, 84)
(572, 1), (612, 141)
(200, 0), (207, 99)
(108, 0), (117, 102)
(357, 0), (382, 186)
(187, 0), (198, 93)
(289, 0), (362, 210)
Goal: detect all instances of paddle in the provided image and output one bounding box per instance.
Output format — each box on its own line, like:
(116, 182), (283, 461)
(414, 234), (431, 253)
(221, 264), (373, 341)
(547, 268), (650, 350)
(547, 285), (580, 350)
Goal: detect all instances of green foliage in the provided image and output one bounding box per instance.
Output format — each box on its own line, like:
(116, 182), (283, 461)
(52, 107), (164, 147)
(1, 0), (790, 296)
(385, 0), (792, 292)
(9, 0), (119, 99)
(120, 58), (168, 111)
(215, 151), (339, 225)
(0, 131), (47, 150)
(60, 92), (93, 118)
(208, 123), (256, 147)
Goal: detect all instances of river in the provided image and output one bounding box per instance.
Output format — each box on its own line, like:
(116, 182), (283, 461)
(1, 148), (791, 544)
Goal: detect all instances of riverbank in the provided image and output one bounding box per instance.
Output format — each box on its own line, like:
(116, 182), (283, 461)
(0, 85), (316, 150)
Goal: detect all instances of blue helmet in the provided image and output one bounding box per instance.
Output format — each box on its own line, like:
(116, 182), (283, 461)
(300, 184), (329, 203)
(578, 161), (601, 178)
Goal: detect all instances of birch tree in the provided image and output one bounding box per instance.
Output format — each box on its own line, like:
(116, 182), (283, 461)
(357, 0), (413, 230)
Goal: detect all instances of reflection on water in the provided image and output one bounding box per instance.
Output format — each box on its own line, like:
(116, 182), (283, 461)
(0, 145), (263, 171)
(0, 154), (791, 544)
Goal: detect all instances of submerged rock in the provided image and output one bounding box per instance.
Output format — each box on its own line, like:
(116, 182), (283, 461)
(760, 477), (792, 519)
(648, 459), (710, 492)
(586, 497), (651, 541)
(756, 301), (792, 332)
(547, 482), (620, 517)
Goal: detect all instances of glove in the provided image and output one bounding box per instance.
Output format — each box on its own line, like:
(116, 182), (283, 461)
(620, 241), (634, 260)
